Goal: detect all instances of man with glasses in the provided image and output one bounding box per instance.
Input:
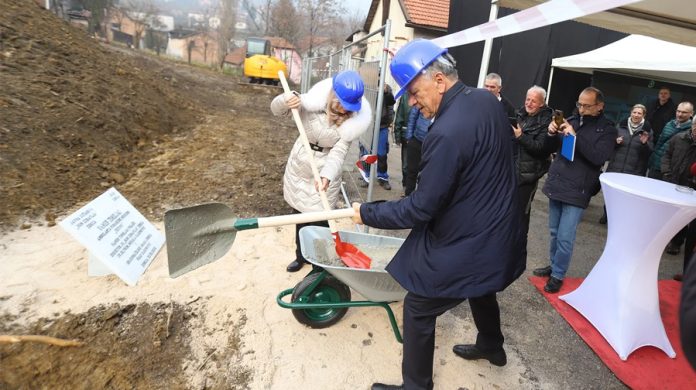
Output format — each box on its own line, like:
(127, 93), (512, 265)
(533, 87), (617, 293)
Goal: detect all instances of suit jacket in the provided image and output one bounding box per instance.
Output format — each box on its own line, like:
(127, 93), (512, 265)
(360, 82), (524, 299)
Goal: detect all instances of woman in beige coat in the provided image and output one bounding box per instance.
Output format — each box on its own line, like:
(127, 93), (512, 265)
(270, 71), (372, 272)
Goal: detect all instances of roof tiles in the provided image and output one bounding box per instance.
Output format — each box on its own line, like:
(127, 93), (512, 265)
(403, 0), (449, 29)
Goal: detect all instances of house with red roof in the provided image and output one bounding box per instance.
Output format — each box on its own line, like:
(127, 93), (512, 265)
(361, 0), (450, 61)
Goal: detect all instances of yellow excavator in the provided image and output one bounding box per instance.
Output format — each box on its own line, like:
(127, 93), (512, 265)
(243, 37), (287, 85)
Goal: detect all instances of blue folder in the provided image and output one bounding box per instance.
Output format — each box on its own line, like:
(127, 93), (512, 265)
(561, 133), (576, 162)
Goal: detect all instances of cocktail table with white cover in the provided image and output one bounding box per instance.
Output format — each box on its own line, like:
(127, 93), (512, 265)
(560, 172), (696, 360)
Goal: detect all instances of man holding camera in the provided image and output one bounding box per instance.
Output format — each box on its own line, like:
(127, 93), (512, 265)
(533, 87), (617, 293)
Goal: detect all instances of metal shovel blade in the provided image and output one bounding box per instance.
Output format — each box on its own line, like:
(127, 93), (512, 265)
(164, 203), (238, 278)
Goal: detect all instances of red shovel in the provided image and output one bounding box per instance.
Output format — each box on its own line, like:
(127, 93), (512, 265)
(278, 71), (371, 269)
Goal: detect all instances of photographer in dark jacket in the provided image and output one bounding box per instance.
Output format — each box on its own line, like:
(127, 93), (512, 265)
(533, 87), (617, 293)
(512, 85), (555, 263)
(599, 103), (653, 224)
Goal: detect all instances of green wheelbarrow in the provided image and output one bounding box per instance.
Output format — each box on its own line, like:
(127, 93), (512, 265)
(276, 226), (407, 343)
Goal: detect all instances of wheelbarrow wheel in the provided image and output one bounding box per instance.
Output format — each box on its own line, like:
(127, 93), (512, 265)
(291, 273), (351, 328)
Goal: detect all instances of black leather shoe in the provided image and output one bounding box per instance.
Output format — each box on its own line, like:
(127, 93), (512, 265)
(371, 383), (403, 390)
(544, 276), (563, 293)
(452, 344), (507, 366)
(286, 259), (305, 272)
(379, 180), (392, 190)
(532, 265), (552, 277)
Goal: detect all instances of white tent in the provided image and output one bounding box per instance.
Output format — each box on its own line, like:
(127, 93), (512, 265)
(547, 34), (696, 101)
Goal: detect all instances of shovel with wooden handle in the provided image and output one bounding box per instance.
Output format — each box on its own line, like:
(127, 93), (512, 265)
(278, 70), (371, 269)
(164, 203), (354, 278)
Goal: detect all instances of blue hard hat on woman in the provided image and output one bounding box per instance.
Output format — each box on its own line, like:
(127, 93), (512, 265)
(390, 40), (447, 98)
(332, 70), (364, 112)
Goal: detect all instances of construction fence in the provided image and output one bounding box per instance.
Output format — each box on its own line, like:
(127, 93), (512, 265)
(299, 21), (393, 202)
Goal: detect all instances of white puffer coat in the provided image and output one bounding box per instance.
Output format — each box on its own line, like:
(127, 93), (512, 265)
(271, 78), (372, 212)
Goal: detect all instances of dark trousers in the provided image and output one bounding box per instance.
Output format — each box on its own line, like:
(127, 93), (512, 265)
(377, 127), (390, 180)
(403, 138), (423, 196)
(400, 139), (408, 186)
(516, 180), (538, 265)
(293, 209), (329, 262)
(684, 219), (696, 273)
(402, 292), (503, 389)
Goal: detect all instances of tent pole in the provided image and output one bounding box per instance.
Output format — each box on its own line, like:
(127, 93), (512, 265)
(477, 0), (499, 88)
(546, 66), (555, 104)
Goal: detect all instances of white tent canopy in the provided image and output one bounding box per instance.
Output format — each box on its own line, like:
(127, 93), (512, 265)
(550, 34), (696, 86)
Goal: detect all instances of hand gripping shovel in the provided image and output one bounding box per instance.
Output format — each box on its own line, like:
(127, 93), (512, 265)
(164, 204), (354, 278)
(278, 70), (371, 269)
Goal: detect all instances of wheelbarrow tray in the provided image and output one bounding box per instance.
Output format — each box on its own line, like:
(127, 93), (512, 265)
(299, 226), (407, 302)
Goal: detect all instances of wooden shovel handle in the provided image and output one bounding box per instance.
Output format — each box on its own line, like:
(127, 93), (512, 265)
(278, 71), (338, 232)
(0, 335), (84, 347)
(257, 208), (354, 228)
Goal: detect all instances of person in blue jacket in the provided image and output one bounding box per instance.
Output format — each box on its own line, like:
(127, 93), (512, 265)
(351, 39), (524, 390)
(403, 106), (431, 196)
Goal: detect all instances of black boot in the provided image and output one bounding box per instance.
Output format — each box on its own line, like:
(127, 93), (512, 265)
(286, 259), (305, 272)
(599, 209), (607, 224)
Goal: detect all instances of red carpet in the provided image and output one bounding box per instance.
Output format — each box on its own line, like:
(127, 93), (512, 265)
(529, 276), (696, 389)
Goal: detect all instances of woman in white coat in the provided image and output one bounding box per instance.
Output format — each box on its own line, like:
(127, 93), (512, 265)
(270, 70), (372, 272)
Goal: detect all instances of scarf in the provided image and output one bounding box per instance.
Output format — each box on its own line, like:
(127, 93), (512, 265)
(627, 118), (645, 135)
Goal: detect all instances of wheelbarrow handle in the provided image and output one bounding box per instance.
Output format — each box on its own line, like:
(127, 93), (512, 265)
(235, 208), (355, 230)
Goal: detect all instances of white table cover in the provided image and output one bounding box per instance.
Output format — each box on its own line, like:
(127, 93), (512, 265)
(560, 172), (696, 360)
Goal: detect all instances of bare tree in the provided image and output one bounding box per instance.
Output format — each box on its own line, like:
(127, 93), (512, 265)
(298, 0), (343, 56)
(268, 0), (299, 45)
(257, 0), (273, 35)
(186, 38), (196, 64)
(326, 8), (364, 49)
(216, 0), (237, 69)
(123, 0), (158, 49)
(74, 0), (114, 36)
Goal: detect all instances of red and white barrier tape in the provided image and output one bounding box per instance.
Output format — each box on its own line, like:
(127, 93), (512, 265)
(432, 0), (642, 49)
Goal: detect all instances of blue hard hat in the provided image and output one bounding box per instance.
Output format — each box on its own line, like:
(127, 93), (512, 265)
(390, 40), (447, 98)
(332, 70), (364, 112)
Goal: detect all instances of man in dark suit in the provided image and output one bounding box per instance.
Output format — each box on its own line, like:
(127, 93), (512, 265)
(351, 40), (524, 390)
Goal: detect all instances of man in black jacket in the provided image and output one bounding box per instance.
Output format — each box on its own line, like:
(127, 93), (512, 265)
(484, 72), (516, 118)
(533, 87), (617, 293)
(512, 85), (555, 264)
(647, 87), (677, 142)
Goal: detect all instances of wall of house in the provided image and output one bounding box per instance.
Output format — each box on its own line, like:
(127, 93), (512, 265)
(273, 48), (302, 84)
(364, 1), (412, 62)
(167, 35), (221, 66)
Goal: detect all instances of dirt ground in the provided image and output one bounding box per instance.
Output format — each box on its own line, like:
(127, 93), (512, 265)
(0, 0), (294, 233)
(1, 2), (292, 388)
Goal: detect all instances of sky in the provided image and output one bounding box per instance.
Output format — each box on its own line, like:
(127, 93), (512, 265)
(345, 0), (372, 17)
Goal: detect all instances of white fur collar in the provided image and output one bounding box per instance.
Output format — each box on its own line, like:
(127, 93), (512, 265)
(301, 78), (373, 142)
